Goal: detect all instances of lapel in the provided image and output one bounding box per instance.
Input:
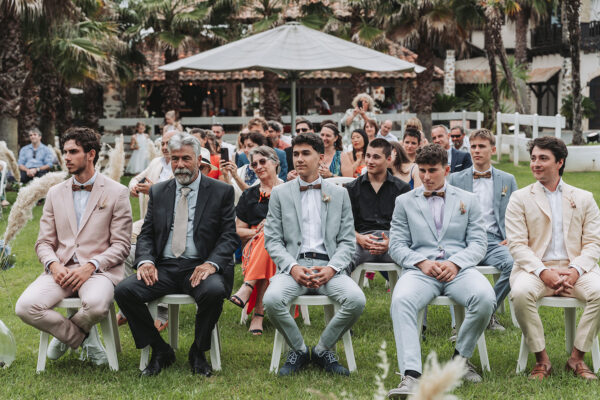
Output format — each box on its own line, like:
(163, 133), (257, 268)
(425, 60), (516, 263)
(414, 189), (439, 239)
(193, 175), (211, 233)
(561, 183), (575, 240)
(77, 173), (106, 234)
(463, 169), (474, 192)
(292, 179), (303, 235)
(163, 179), (176, 235)
(320, 180), (329, 239)
(439, 186), (458, 239)
(492, 167), (503, 226)
(531, 181), (552, 221)
(63, 178), (78, 236)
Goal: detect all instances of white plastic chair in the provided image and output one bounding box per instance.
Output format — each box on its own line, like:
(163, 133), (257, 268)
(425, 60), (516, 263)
(139, 294), (222, 371)
(516, 297), (600, 374)
(351, 262), (403, 295)
(270, 295), (356, 373)
(326, 176), (355, 186)
(37, 299), (121, 373)
(241, 303), (311, 325)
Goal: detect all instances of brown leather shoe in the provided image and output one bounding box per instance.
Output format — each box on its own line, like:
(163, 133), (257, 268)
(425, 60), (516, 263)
(566, 361), (598, 380)
(529, 363), (552, 380)
(154, 319), (169, 332)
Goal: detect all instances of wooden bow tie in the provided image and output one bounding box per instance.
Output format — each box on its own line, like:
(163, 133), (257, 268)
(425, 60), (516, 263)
(473, 171), (492, 179)
(423, 191), (445, 198)
(72, 184), (93, 192)
(299, 184), (321, 192)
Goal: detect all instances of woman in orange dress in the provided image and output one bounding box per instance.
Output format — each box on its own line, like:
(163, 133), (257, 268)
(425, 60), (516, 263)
(341, 128), (369, 177)
(228, 146), (282, 335)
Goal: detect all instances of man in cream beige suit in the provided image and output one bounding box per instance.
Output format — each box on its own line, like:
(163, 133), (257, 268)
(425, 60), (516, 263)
(15, 127), (132, 365)
(506, 136), (600, 380)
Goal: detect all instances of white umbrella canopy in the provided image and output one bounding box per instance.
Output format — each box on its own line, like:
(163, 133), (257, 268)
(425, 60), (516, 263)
(161, 21), (425, 132)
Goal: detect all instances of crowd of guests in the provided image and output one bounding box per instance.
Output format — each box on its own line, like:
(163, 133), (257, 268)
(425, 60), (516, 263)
(10, 110), (600, 399)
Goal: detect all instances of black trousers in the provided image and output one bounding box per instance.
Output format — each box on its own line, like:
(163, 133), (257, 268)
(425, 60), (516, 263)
(114, 262), (227, 353)
(20, 169), (48, 184)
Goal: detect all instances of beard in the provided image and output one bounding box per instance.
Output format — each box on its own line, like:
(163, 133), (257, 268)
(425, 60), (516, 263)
(174, 167), (196, 185)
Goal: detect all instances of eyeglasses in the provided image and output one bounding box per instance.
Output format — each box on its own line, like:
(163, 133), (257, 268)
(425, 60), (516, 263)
(295, 127), (309, 133)
(250, 159), (269, 169)
(450, 134), (462, 139)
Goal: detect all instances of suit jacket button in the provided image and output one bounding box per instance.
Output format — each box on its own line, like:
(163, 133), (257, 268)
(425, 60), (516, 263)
(76, 244), (79, 248)
(297, 241), (301, 246)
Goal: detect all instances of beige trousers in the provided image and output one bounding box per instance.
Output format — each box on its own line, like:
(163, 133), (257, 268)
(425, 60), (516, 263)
(15, 268), (115, 349)
(510, 261), (600, 353)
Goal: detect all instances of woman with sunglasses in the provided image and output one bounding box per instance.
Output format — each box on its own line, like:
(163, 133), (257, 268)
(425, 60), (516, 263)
(318, 123), (344, 178)
(229, 146), (283, 335)
(220, 132), (268, 200)
(341, 128), (369, 177)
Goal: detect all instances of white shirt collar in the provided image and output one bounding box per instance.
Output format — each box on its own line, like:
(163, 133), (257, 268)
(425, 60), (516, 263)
(473, 166), (493, 174)
(542, 178), (563, 194)
(73, 171), (98, 186)
(298, 176), (322, 186)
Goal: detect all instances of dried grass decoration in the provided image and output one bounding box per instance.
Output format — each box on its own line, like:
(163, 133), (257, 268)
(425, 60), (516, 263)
(0, 141), (20, 183)
(104, 134), (125, 182)
(147, 136), (160, 161)
(409, 352), (467, 400)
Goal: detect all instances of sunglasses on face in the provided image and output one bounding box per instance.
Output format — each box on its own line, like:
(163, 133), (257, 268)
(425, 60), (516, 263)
(450, 134), (462, 139)
(296, 127), (309, 133)
(250, 159), (269, 169)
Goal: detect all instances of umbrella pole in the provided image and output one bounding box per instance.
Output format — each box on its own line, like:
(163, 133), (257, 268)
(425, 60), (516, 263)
(290, 78), (296, 137)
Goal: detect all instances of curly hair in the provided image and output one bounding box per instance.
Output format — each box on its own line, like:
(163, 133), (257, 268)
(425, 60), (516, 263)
(351, 92), (375, 111)
(415, 143), (448, 167)
(61, 127), (101, 164)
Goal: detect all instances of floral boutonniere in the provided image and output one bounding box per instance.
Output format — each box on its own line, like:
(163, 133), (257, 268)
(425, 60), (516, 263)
(98, 197), (108, 210)
(459, 201), (466, 215)
(322, 193), (331, 203)
(568, 198), (576, 209)
(501, 185), (508, 197)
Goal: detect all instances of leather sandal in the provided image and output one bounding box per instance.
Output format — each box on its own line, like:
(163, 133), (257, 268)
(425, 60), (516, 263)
(566, 361), (598, 380)
(228, 282), (254, 309)
(529, 363), (552, 380)
(249, 313), (264, 336)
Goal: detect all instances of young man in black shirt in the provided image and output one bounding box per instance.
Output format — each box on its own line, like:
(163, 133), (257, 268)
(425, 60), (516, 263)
(345, 139), (411, 274)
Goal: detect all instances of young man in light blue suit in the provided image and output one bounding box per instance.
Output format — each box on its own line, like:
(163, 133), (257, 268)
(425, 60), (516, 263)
(263, 133), (365, 377)
(386, 144), (495, 398)
(448, 129), (518, 331)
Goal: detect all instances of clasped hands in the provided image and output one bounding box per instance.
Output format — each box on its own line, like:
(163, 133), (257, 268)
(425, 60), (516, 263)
(540, 268), (579, 296)
(137, 262), (216, 288)
(357, 232), (389, 255)
(417, 259), (459, 282)
(49, 261), (95, 291)
(291, 265), (336, 289)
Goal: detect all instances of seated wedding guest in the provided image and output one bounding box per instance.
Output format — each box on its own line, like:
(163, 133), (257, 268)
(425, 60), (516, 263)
(341, 129), (368, 178)
(390, 141), (421, 189)
(402, 128), (421, 164)
(450, 126), (470, 152)
(404, 118), (429, 146)
(267, 120), (290, 150)
(18, 128), (54, 183)
(220, 131), (268, 198)
(115, 132), (238, 377)
(263, 133), (365, 376)
(448, 129), (517, 331)
(318, 123), (345, 178)
(286, 118), (315, 181)
(387, 144), (494, 397)
(237, 117), (288, 180)
(15, 127), (132, 365)
(345, 139), (410, 278)
(119, 129), (178, 329)
(431, 125), (472, 173)
(364, 120), (378, 143)
(228, 146), (283, 335)
(376, 120), (399, 143)
(506, 137), (600, 381)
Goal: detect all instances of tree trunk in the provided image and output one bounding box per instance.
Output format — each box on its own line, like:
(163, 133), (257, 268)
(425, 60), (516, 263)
(55, 81), (72, 141)
(484, 23), (500, 126)
(514, 6), (531, 114)
(410, 41), (434, 140)
(82, 79), (104, 129)
(36, 62), (60, 146)
(349, 73), (368, 101)
(566, 0), (583, 144)
(18, 62), (39, 146)
(261, 71), (281, 121)
(161, 49), (182, 114)
(0, 13), (26, 152)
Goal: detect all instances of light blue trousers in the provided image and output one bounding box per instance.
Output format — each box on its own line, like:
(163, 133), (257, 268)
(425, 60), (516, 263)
(481, 233), (514, 310)
(263, 259), (366, 352)
(390, 268), (495, 374)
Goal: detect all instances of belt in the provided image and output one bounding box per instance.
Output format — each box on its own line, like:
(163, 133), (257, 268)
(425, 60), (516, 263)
(298, 252), (330, 261)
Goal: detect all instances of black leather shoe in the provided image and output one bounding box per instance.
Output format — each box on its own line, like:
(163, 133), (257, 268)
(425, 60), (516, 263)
(141, 346), (175, 377)
(311, 347), (350, 376)
(189, 349), (213, 377)
(278, 348), (310, 376)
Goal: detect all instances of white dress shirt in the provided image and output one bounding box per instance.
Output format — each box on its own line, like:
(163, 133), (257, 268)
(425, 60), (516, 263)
(535, 179), (582, 277)
(447, 148), (452, 165)
(472, 167), (500, 236)
(376, 132), (399, 142)
(159, 157), (173, 182)
(426, 184), (446, 259)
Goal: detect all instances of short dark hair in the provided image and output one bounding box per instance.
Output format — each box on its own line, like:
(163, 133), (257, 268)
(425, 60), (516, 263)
(267, 120), (283, 132)
(296, 118), (313, 130)
(450, 126), (465, 135)
(62, 127), (101, 164)
(292, 132), (324, 154)
(403, 128), (422, 144)
(243, 131), (268, 147)
(367, 138), (392, 158)
(415, 143), (448, 167)
(528, 136), (568, 175)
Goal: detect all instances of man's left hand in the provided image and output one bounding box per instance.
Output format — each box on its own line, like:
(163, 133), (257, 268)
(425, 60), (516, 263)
(190, 263), (217, 288)
(499, 239), (508, 246)
(367, 233), (389, 255)
(309, 266), (336, 288)
(436, 261), (459, 282)
(557, 268), (580, 296)
(60, 263), (95, 291)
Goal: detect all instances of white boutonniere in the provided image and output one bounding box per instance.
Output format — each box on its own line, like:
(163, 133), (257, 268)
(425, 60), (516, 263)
(98, 197), (107, 210)
(501, 185), (508, 197)
(459, 201), (466, 215)
(322, 193), (331, 203)
(568, 198), (576, 209)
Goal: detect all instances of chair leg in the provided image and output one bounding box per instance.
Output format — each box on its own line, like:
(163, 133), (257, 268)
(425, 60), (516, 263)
(516, 333), (529, 374)
(477, 332), (491, 372)
(37, 332), (49, 373)
(508, 297), (520, 328)
(109, 303), (122, 353)
(140, 302), (159, 371)
(342, 329), (357, 372)
(210, 325), (221, 371)
(240, 304), (249, 325)
(591, 336), (600, 374)
(564, 307), (576, 354)
(300, 305), (311, 326)
(168, 304), (179, 350)
(388, 271), (399, 296)
(357, 269), (366, 288)
(270, 329), (285, 373)
(99, 316), (119, 371)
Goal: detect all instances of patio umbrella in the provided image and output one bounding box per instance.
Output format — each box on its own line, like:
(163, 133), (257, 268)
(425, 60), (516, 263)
(161, 21), (425, 133)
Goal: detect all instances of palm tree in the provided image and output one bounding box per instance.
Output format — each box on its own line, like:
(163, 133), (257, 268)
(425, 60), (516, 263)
(565, 0), (583, 144)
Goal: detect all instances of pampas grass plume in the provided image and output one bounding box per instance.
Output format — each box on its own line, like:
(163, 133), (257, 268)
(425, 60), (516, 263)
(0, 141), (20, 182)
(409, 352), (466, 400)
(47, 144), (67, 171)
(104, 134), (125, 182)
(3, 171), (68, 244)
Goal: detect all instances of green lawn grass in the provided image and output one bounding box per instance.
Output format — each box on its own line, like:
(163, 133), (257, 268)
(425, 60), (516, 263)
(1, 159), (600, 399)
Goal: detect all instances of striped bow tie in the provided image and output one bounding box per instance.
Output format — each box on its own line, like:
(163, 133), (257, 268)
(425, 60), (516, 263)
(72, 184), (93, 192)
(473, 171), (492, 179)
(299, 184), (321, 192)
(423, 191), (445, 198)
